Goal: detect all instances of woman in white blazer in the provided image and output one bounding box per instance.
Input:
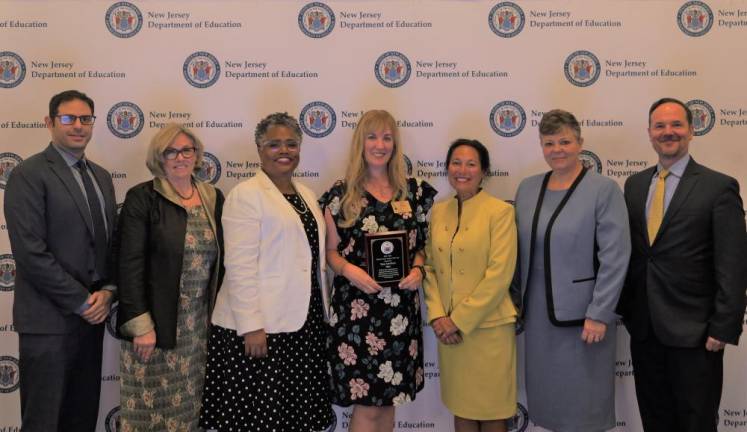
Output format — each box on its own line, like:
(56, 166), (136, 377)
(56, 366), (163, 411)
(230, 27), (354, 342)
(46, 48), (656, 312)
(199, 113), (334, 432)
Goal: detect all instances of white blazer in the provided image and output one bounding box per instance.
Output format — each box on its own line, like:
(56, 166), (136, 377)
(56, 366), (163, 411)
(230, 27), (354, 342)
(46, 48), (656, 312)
(211, 170), (328, 335)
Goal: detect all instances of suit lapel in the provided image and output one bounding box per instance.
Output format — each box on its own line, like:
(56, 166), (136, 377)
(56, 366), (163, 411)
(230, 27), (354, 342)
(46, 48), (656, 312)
(89, 162), (116, 238)
(656, 158), (700, 242)
(257, 170), (305, 231)
(45, 145), (95, 239)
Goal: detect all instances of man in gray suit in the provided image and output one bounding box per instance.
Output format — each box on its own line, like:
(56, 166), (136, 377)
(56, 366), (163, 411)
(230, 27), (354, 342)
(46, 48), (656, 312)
(4, 90), (117, 431)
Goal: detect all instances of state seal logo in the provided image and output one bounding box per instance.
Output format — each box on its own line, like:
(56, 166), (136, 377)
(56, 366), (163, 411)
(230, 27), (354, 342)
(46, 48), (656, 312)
(0, 356), (19, 393)
(197, 152), (222, 184)
(564, 50), (601, 87)
(183, 52), (221, 88)
(0, 254), (15, 292)
(677, 1), (713, 37)
(298, 2), (336, 38)
(488, 2), (525, 38)
(490, 101), (526, 137)
(374, 51), (412, 88)
(104, 405), (120, 432)
(0, 51), (26, 89)
(105, 2), (143, 38)
(380, 241), (395, 255)
(106, 302), (120, 339)
(508, 402), (529, 432)
(300, 101), (337, 138)
(0, 152), (23, 190)
(686, 99), (715, 136)
(579, 150), (602, 174)
(107, 101), (144, 139)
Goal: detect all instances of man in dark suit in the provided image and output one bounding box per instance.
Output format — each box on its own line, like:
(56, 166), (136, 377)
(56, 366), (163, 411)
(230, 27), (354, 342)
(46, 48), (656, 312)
(4, 90), (117, 431)
(618, 97), (746, 432)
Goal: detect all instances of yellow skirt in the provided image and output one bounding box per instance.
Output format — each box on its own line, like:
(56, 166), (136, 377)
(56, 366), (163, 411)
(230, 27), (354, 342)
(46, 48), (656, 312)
(438, 323), (516, 420)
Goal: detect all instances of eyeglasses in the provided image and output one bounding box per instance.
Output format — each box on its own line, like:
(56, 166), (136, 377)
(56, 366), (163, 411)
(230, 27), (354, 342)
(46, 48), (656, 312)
(261, 140), (300, 152)
(163, 147), (196, 160)
(56, 115), (96, 125)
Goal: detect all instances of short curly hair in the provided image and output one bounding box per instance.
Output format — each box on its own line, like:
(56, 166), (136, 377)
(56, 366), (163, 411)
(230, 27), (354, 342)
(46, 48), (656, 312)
(254, 112), (303, 146)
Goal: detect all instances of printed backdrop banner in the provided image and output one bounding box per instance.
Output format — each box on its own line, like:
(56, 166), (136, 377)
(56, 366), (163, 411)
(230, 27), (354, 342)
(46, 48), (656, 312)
(1, 1), (746, 431)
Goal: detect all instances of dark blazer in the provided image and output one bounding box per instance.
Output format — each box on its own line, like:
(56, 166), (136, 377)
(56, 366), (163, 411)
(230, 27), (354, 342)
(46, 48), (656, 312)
(4, 144), (117, 334)
(116, 177), (224, 349)
(618, 158), (746, 347)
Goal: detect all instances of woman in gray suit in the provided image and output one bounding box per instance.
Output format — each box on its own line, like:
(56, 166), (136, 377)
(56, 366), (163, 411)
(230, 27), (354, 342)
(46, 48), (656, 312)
(512, 109), (630, 432)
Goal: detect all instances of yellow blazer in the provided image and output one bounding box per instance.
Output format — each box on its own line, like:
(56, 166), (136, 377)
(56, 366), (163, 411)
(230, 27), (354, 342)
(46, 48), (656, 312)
(424, 190), (518, 335)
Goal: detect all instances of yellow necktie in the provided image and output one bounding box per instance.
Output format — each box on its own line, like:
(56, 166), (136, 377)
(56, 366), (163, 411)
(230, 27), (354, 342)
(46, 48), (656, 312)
(647, 169), (670, 244)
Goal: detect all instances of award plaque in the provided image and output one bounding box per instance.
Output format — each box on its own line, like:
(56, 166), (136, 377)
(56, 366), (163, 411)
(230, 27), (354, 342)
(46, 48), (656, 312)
(364, 230), (409, 287)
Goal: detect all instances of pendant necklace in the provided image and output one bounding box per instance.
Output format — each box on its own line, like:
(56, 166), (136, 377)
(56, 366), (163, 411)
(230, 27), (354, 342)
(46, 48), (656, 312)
(175, 184), (195, 200)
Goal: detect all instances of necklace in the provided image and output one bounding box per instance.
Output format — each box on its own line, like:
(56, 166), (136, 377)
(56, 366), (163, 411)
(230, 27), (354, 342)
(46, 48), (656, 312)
(287, 191), (309, 215)
(175, 184), (195, 200)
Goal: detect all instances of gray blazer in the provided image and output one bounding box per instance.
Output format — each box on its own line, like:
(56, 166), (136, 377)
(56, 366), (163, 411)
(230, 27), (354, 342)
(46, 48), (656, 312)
(4, 144), (117, 334)
(512, 169), (631, 325)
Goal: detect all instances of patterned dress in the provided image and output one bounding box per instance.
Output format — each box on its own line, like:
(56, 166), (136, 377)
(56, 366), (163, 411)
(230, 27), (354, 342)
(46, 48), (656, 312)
(120, 205), (217, 432)
(199, 193), (334, 432)
(320, 178), (437, 407)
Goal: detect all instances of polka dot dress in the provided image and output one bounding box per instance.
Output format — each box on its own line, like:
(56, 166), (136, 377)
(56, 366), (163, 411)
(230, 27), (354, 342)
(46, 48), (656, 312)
(199, 193), (334, 432)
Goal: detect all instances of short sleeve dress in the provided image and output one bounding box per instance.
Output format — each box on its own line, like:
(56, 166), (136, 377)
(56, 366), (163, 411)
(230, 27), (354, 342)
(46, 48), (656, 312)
(319, 178), (437, 407)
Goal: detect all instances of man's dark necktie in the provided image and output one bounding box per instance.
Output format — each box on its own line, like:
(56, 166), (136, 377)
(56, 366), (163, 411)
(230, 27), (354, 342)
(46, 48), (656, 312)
(75, 160), (108, 278)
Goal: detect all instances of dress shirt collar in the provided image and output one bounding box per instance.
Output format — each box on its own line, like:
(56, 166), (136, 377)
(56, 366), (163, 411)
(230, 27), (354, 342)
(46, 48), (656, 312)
(51, 141), (86, 167)
(655, 153), (690, 180)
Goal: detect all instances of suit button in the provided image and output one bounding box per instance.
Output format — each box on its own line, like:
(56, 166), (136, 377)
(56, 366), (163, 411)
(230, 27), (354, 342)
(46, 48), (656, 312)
(464, 227), (469, 231)
(459, 269), (465, 275)
(458, 247), (464, 252)
(438, 247), (443, 252)
(440, 270), (444, 275)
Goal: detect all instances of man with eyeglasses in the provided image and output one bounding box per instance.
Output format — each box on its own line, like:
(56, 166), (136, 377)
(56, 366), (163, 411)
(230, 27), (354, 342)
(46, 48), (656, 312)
(4, 90), (117, 431)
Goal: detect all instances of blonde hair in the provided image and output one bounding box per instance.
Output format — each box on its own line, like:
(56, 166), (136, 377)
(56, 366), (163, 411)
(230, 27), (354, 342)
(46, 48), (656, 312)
(145, 123), (204, 178)
(339, 110), (408, 228)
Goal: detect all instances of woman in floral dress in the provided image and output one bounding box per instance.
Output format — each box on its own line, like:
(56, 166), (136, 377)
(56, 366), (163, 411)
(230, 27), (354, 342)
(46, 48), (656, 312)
(117, 123), (224, 432)
(321, 110), (436, 432)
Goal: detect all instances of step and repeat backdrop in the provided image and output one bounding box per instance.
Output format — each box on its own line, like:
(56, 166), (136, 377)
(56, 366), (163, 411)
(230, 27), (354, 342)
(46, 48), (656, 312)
(1, 1), (746, 431)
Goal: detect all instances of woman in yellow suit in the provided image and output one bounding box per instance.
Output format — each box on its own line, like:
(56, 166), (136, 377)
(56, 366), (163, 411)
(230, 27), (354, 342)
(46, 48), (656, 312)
(424, 139), (518, 432)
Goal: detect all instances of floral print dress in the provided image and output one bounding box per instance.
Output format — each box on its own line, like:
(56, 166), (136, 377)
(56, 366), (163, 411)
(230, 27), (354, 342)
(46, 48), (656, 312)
(320, 178), (436, 407)
(120, 205), (216, 432)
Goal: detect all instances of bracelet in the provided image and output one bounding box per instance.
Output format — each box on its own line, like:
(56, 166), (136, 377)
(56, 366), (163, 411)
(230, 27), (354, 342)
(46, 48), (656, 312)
(413, 265), (426, 280)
